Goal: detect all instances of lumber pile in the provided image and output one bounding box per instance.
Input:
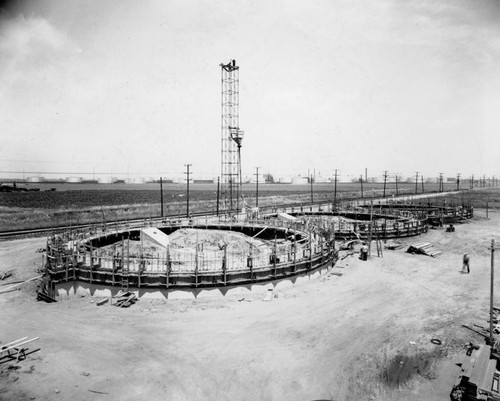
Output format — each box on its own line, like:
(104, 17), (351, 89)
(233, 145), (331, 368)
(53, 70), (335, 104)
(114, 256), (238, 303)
(406, 242), (441, 257)
(451, 345), (500, 401)
(113, 290), (138, 308)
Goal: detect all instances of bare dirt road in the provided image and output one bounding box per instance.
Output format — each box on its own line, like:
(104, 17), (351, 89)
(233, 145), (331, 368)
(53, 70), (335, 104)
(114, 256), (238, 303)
(1, 210), (499, 401)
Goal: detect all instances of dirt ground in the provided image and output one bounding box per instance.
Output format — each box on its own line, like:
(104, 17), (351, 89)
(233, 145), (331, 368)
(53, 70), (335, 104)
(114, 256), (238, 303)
(1, 209), (500, 401)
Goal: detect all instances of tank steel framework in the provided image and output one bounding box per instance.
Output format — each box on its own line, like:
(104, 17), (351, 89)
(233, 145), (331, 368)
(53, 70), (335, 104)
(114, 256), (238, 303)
(220, 59), (243, 216)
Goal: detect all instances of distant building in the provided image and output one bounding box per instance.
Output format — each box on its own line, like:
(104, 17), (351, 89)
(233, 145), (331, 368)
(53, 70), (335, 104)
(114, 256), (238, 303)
(263, 174), (275, 183)
(277, 176), (292, 184)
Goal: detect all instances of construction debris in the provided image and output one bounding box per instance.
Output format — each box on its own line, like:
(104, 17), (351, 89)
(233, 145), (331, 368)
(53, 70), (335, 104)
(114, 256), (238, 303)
(406, 242), (442, 257)
(36, 291), (57, 303)
(339, 240), (362, 250)
(0, 270), (13, 280)
(383, 239), (404, 250)
(113, 291), (138, 308)
(0, 337), (40, 362)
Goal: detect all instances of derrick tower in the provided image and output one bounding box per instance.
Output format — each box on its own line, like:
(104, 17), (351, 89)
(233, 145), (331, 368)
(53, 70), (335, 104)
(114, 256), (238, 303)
(220, 59), (244, 216)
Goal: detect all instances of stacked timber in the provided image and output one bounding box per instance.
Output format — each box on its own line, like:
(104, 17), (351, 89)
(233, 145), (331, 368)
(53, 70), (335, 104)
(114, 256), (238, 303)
(113, 290), (138, 308)
(451, 345), (500, 401)
(406, 242), (441, 257)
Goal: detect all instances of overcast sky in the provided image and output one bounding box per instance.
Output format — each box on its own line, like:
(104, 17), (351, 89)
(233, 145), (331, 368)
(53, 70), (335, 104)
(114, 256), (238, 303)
(1, 0), (499, 181)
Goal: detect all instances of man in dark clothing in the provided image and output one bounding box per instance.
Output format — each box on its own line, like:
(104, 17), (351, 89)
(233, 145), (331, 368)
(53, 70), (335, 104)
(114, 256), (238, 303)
(463, 253), (470, 274)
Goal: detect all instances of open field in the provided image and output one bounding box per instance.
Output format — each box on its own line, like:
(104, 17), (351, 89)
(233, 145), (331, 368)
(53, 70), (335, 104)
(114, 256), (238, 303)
(1, 204), (500, 400)
(1, 183), (498, 232)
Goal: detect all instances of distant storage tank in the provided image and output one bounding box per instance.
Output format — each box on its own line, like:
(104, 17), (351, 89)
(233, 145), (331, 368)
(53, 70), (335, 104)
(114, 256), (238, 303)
(291, 176), (308, 185)
(98, 177), (114, 184)
(277, 176), (292, 184)
(27, 176), (43, 183)
(125, 177), (145, 184)
(314, 175), (329, 184)
(66, 177), (83, 184)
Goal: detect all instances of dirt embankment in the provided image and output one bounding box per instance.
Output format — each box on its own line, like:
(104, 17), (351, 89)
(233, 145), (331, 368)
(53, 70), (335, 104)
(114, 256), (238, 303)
(1, 209), (500, 400)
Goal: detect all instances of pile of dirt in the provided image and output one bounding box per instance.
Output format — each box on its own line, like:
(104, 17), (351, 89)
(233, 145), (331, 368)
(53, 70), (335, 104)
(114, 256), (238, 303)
(168, 228), (268, 253)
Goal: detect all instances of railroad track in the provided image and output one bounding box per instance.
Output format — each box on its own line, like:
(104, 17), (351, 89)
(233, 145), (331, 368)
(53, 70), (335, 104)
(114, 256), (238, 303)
(0, 199), (334, 241)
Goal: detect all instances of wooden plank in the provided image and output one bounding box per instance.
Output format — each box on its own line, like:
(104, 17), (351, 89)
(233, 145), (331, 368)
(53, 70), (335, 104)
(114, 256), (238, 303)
(0, 337), (39, 356)
(480, 359), (497, 392)
(1, 337), (28, 349)
(0, 276), (42, 294)
(470, 345), (492, 385)
(96, 298), (109, 306)
(9, 337), (39, 349)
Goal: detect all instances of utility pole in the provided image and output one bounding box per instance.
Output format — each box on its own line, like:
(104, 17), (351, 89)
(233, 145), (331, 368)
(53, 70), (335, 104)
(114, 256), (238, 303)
(471, 174), (474, 189)
(254, 167), (260, 209)
(490, 239), (498, 344)
(333, 169), (338, 209)
(360, 175), (364, 200)
(456, 173), (460, 191)
(160, 177), (164, 217)
(395, 175), (399, 197)
(421, 175), (424, 193)
(184, 164), (192, 218)
(439, 173), (444, 193)
(310, 174), (314, 204)
(382, 170), (388, 198)
(415, 172), (419, 194)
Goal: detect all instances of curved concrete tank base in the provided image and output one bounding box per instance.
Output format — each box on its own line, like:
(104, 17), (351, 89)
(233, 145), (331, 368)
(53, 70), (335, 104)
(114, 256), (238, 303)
(54, 262), (332, 301)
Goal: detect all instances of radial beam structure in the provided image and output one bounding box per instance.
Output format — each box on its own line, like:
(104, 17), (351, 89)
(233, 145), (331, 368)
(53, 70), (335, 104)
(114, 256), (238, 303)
(220, 59), (243, 216)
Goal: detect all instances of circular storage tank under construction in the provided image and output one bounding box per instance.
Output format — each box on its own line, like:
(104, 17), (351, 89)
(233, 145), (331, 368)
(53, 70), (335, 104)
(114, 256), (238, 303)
(43, 217), (338, 299)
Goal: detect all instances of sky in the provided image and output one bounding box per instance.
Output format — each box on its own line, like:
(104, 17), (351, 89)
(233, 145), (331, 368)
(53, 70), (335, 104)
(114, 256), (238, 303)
(1, 0), (499, 182)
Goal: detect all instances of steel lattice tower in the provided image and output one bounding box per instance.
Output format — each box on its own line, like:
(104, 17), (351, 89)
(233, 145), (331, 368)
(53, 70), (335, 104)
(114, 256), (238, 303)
(220, 59), (243, 216)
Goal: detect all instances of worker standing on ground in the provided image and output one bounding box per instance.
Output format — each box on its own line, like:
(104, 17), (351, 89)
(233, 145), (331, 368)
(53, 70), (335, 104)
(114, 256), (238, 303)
(462, 253), (470, 274)
(359, 242), (368, 261)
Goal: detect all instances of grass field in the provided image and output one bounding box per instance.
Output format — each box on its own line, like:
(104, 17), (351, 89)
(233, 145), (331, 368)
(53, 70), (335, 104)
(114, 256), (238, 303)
(0, 182), (498, 232)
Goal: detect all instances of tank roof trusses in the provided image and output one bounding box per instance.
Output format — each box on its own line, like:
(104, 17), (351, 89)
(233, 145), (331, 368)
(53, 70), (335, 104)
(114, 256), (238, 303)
(220, 59), (243, 217)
